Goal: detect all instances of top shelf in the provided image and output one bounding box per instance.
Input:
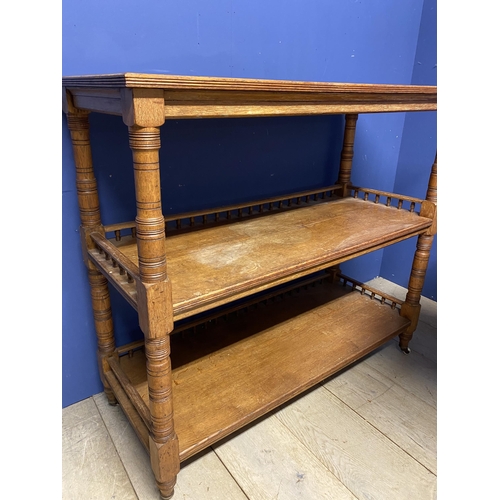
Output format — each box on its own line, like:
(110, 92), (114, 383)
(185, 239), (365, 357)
(62, 73), (437, 119)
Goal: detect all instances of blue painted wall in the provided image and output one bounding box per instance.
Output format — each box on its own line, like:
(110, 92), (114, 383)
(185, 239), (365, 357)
(62, 0), (437, 407)
(380, 0), (437, 299)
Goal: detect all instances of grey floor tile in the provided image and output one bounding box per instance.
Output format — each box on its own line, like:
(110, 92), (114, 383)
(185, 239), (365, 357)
(94, 393), (248, 500)
(62, 398), (138, 500)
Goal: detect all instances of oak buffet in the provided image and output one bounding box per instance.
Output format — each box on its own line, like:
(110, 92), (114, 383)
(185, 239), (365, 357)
(62, 73), (437, 499)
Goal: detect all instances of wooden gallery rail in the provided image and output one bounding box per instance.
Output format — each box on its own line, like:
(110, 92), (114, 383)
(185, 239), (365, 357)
(62, 73), (437, 500)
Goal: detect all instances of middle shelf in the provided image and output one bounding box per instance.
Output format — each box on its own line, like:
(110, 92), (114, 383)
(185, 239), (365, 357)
(90, 192), (433, 321)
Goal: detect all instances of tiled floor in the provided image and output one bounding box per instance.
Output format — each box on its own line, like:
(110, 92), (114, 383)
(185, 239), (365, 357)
(62, 278), (437, 500)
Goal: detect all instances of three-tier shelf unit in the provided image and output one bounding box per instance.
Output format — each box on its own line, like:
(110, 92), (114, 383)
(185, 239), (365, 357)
(63, 73), (437, 500)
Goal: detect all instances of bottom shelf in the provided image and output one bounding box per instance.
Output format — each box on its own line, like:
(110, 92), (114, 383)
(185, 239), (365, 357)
(118, 278), (410, 461)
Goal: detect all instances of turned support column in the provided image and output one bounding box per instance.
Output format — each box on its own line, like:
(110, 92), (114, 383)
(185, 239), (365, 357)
(399, 155), (437, 352)
(328, 114), (358, 279)
(337, 114), (358, 197)
(127, 119), (179, 500)
(65, 102), (118, 405)
(88, 270), (117, 405)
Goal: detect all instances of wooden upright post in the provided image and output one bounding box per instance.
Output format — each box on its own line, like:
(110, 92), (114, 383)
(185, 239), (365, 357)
(64, 93), (118, 405)
(329, 114), (359, 281)
(399, 155), (437, 352)
(337, 114), (359, 197)
(123, 89), (179, 500)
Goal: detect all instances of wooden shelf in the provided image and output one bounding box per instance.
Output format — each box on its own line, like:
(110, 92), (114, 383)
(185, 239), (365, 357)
(117, 279), (410, 461)
(110, 196), (431, 320)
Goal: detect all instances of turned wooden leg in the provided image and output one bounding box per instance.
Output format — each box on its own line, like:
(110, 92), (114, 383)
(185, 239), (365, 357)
(129, 125), (180, 499)
(337, 113), (358, 197)
(400, 155), (437, 352)
(327, 114), (358, 279)
(88, 269), (118, 405)
(327, 264), (342, 283)
(66, 108), (118, 404)
(146, 336), (179, 500)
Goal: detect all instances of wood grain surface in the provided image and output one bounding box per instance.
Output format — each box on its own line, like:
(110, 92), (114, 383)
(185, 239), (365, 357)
(114, 197), (432, 319)
(63, 73), (437, 118)
(119, 282), (410, 461)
